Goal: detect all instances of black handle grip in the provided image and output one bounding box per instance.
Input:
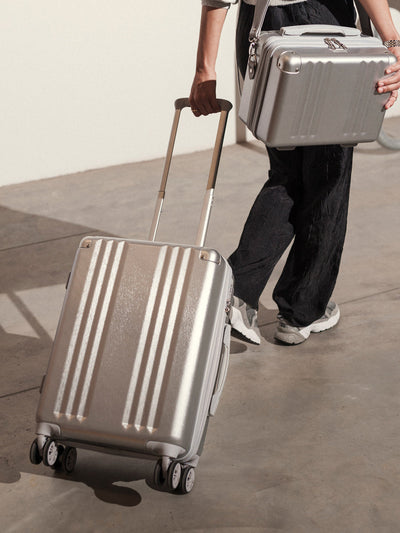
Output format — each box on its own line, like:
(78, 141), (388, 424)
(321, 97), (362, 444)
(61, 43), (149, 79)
(174, 97), (233, 113)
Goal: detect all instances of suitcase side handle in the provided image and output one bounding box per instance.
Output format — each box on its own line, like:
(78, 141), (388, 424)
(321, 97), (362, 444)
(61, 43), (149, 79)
(280, 24), (361, 37)
(148, 98), (233, 247)
(209, 324), (231, 417)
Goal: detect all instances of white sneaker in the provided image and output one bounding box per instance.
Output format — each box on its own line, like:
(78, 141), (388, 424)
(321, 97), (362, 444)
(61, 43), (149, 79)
(274, 301), (340, 345)
(230, 296), (261, 345)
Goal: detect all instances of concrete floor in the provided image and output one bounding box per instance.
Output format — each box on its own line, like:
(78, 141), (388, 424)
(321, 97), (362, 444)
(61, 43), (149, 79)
(1, 117), (400, 532)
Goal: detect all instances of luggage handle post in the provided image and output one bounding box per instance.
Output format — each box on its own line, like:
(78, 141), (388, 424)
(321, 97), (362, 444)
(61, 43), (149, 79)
(148, 97), (233, 247)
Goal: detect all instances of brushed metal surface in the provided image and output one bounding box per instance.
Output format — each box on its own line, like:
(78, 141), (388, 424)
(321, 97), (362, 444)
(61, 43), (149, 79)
(37, 237), (232, 461)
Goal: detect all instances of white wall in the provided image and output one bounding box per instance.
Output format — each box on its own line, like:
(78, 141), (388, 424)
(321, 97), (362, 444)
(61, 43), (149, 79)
(0, 1), (238, 186)
(1, 3), (399, 187)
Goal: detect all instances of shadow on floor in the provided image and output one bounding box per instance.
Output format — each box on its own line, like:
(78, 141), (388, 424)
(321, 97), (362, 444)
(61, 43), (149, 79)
(59, 451), (146, 507)
(0, 205), (114, 292)
(0, 206), (115, 398)
(1, 207), (142, 507)
(0, 448), (145, 507)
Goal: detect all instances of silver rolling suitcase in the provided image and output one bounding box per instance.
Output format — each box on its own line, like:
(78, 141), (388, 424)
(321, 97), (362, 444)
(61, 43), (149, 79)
(239, 0), (396, 149)
(29, 98), (234, 494)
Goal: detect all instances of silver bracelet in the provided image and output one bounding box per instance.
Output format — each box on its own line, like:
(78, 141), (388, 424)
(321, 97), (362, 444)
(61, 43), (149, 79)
(383, 39), (400, 48)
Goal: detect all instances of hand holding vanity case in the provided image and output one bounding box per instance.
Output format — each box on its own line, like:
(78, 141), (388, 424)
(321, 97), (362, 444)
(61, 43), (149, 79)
(239, 0), (397, 149)
(29, 98), (234, 495)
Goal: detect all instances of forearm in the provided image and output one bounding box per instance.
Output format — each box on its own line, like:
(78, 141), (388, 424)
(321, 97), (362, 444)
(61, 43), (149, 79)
(195, 6), (227, 80)
(190, 6), (227, 115)
(358, 0), (400, 41)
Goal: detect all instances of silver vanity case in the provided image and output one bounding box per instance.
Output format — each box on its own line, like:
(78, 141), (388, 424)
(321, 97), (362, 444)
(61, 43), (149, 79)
(239, 25), (396, 149)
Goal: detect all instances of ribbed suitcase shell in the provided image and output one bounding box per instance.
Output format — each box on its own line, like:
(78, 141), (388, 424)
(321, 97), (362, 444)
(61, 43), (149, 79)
(37, 236), (232, 464)
(239, 26), (396, 148)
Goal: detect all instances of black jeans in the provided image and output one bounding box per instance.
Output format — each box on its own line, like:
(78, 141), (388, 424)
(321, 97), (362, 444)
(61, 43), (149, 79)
(229, 0), (355, 327)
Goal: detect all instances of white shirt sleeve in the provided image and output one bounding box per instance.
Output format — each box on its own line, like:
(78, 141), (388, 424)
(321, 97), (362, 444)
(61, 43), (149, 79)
(201, 0), (238, 8)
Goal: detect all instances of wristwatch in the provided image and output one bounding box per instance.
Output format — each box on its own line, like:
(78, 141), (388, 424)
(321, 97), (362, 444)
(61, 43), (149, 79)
(383, 39), (400, 48)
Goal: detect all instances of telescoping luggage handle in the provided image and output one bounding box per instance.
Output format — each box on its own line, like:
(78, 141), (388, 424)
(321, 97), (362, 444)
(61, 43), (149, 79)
(148, 97), (233, 247)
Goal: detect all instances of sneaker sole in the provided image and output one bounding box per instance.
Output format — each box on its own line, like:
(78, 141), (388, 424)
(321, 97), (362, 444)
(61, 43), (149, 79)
(309, 306), (340, 333)
(274, 307), (340, 345)
(230, 307), (261, 345)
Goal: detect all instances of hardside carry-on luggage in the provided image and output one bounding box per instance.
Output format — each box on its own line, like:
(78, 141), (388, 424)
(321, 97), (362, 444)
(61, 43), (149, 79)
(239, 0), (397, 149)
(29, 98), (234, 494)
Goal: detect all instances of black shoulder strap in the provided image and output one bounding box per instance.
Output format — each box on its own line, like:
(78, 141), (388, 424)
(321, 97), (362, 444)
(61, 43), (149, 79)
(353, 0), (373, 36)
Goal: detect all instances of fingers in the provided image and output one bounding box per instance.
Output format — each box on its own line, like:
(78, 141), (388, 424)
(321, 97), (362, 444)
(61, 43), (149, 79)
(385, 60), (400, 75)
(189, 79), (221, 117)
(381, 56), (399, 108)
(378, 76), (400, 93)
(378, 49), (400, 94)
(384, 89), (398, 109)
